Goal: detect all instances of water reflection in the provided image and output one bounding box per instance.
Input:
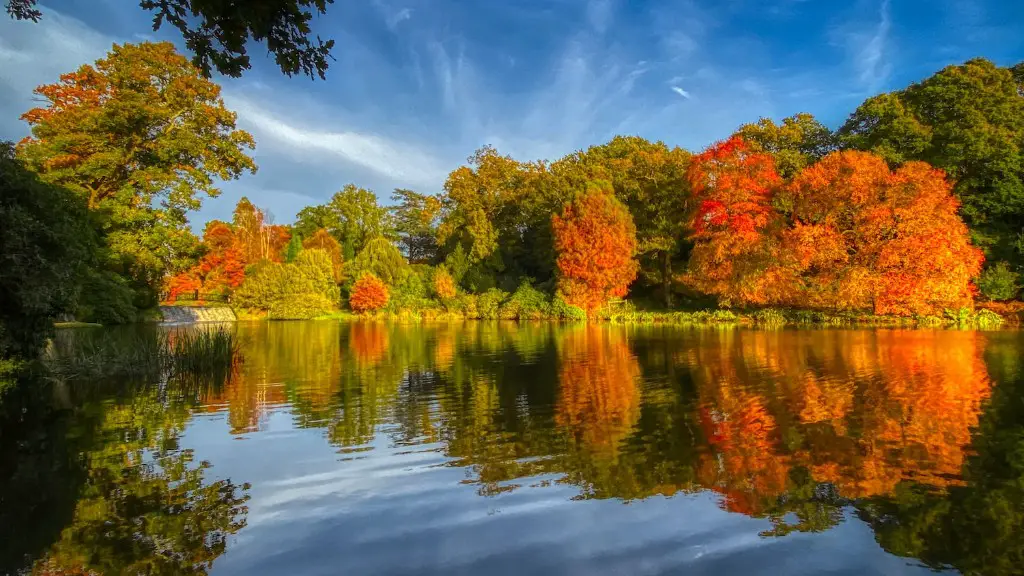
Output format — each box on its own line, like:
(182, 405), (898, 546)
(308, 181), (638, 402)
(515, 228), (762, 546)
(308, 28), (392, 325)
(3, 323), (1022, 575)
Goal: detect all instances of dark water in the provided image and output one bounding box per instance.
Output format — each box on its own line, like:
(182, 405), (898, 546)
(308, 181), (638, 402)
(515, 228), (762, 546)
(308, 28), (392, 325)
(3, 322), (1024, 576)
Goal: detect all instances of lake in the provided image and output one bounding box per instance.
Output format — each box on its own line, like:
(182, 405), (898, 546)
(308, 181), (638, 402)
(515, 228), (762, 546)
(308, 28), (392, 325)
(3, 322), (1023, 575)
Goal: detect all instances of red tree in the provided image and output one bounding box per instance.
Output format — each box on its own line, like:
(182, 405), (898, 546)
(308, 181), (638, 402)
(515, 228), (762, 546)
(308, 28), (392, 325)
(684, 136), (783, 305)
(349, 273), (390, 312)
(552, 182), (639, 312)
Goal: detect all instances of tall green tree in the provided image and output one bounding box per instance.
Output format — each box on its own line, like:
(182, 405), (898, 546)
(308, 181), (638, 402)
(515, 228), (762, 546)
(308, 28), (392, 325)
(555, 137), (690, 307)
(17, 42), (256, 312)
(390, 188), (441, 264)
(294, 184), (395, 261)
(6, 0), (337, 79)
(839, 58), (1024, 269)
(0, 142), (93, 361)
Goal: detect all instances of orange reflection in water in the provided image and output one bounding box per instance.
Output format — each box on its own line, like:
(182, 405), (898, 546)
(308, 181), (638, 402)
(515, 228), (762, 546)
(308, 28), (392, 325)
(556, 325), (641, 454)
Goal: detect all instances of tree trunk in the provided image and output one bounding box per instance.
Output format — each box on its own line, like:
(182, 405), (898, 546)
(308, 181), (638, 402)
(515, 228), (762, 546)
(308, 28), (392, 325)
(662, 251), (673, 309)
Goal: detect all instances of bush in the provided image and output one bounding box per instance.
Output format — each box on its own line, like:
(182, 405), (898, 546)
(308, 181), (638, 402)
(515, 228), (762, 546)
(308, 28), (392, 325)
(753, 308), (788, 326)
(499, 281), (550, 320)
(292, 249), (341, 302)
(977, 262), (1020, 301)
(348, 236), (409, 285)
(388, 269), (433, 312)
(233, 261), (289, 310)
(551, 296), (587, 321)
(433, 267), (457, 300)
(350, 273), (390, 312)
(454, 294), (480, 318)
(268, 293), (337, 320)
(77, 268), (138, 325)
(477, 288), (508, 319)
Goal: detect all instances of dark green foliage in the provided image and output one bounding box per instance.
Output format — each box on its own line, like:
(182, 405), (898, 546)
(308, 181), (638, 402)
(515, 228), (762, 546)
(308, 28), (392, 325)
(977, 262), (1020, 301)
(7, 0), (336, 79)
(737, 113), (837, 178)
(76, 268), (138, 325)
(550, 296), (587, 321)
(284, 233), (303, 263)
(0, 142), (92, 359)
(391, 189), (441, 263)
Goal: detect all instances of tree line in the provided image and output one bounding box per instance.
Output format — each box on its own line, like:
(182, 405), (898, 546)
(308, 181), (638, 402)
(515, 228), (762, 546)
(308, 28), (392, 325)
(2, 41), (1023, 363)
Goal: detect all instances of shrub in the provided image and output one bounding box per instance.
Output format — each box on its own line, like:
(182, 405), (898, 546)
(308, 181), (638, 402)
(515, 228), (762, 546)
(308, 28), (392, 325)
(292, 249), (341, 302)
(977, 262), (1020, 301)
(269, 293), (337, 320)
(753, 308), (788, 326)
(233, 261), (289, 310)
(350, 273), (390, 312)
(433, 267), (457, 300)
(348, 236), (409, 286)
(551, 296), (587, 321)
(388, 269), (432, 312)
(972, 308), (1005, 328)
(77, 268), (138, 325)
(477, 288), (508, 319)
(454, 294), (480, 318)
(499, 281), (551, 320)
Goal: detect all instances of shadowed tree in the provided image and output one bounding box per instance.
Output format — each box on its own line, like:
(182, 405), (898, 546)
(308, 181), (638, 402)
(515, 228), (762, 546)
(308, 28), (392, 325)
(6, 0), (337, 79)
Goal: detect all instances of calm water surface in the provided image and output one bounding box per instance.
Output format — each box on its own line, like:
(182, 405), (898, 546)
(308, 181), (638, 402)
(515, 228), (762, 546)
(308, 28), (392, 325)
(3, 322), (1024, 575)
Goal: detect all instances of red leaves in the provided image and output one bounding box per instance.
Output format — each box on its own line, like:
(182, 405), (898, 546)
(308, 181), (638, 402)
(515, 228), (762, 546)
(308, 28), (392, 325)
(552, 183), (640, 312)
(349, 273), (390, 312)
(684, 142), (983, 316)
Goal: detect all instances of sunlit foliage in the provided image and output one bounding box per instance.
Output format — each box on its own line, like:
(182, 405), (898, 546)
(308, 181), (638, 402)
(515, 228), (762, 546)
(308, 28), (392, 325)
(349, 273), (389, 312)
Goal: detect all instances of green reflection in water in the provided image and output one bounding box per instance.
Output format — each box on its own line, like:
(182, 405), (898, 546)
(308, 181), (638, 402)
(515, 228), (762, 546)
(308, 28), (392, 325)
(2, 322), (1023, 575)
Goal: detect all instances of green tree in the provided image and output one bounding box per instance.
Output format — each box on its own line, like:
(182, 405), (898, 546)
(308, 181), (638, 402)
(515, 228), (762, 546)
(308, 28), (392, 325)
(391, 188), (441, 264)
(17, 42), (256, 313)
(0, 142), (93, 360)
(6, 0), (337, 79)
(284, 232), (303, 263)
(348, 236), (410, 286)
(294, 184), (396, 260)
(839, 58), (1024, 268)
(736, 113), (837, 179)
(555, 137), (690, 307)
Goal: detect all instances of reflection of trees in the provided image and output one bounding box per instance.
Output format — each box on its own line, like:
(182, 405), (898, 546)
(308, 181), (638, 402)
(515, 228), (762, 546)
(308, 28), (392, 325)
(1, 348), (249, 575)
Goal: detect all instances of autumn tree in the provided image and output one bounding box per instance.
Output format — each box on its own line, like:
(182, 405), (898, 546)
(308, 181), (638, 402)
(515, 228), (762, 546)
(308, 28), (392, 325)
(6, 0), (337, 79)
(683, 135), (783, 306)
(294, 184), (396, 260)
(302, 228), (343, 281)
(17, 42), (256, 310)
(839, 58), (1024, 272)
(556, 136), (691, 307)
(233, 197), (290, 263)
(349, 273), (389, 312)
(433, 267), (457, 301)
(782, 151), (984, 315)
(552, 182), (639, 312)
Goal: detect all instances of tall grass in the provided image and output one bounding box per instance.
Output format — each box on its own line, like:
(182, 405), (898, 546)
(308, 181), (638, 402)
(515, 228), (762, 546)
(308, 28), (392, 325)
(43, 327), (239, 382)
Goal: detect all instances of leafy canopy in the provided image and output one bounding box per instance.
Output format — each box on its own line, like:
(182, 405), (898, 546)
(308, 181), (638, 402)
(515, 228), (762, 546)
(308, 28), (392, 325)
(6, 0), (337, 79)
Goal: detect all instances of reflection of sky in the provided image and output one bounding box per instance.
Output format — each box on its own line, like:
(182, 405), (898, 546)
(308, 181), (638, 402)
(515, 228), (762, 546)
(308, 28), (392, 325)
(182, 410), (942, 575)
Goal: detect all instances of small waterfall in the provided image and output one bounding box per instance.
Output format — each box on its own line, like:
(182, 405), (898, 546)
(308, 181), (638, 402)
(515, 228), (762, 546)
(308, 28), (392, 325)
(159, 306), (237, 323)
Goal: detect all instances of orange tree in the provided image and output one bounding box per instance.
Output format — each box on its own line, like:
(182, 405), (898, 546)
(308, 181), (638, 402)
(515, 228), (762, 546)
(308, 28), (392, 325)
(551, 181), (639, 312)
(782, 151), (984, 315)
(349, 273), (389, 312)
(433, 268), (457, 300)
(683, 135), (783, 306)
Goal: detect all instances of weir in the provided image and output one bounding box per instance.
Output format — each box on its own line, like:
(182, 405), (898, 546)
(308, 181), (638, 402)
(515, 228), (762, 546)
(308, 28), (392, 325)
(159, 306), (237, 323)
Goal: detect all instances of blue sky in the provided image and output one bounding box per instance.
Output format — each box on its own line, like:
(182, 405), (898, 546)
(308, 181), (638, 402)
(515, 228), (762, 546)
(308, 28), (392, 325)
(1, 0), (1022, 230)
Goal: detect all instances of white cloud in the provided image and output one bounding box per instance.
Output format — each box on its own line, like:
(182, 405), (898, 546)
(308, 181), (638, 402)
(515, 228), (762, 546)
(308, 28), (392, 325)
(671, 86), (691, 99)
(387, 7), (413, 30)
(586, 0), (615, 34)
(0, 9), (115, 139)
(831, 0), (893, 93)
(226, 95), (448, 188)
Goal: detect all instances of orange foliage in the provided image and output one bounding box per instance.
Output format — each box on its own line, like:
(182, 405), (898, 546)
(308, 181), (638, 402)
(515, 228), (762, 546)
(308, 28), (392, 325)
(552, 183), (639, 312)
(233, 197), (290, 263)
(555, 325), (641, 453)
(165, 272), (201, 302)
(303, 228), (344, 281)
(684, 136), (784, 305)
(433, 268), (457, 300)
(349, 273), (389, 312)
(349, 322), (390, 365)
(781, 152), (984, 315)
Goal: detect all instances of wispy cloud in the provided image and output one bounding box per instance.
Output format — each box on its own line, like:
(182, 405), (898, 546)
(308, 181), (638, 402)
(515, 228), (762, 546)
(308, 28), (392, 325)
(831, 0), (893, 93)
(671, 86), (691, 98)
(387, 7), (412, 30)
(586, 0), (615, 34)
(227, 95), (447, 187)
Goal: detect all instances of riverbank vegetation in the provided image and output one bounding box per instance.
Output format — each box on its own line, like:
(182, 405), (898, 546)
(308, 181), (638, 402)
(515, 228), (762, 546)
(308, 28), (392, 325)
(2, 41), (1022, 366)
